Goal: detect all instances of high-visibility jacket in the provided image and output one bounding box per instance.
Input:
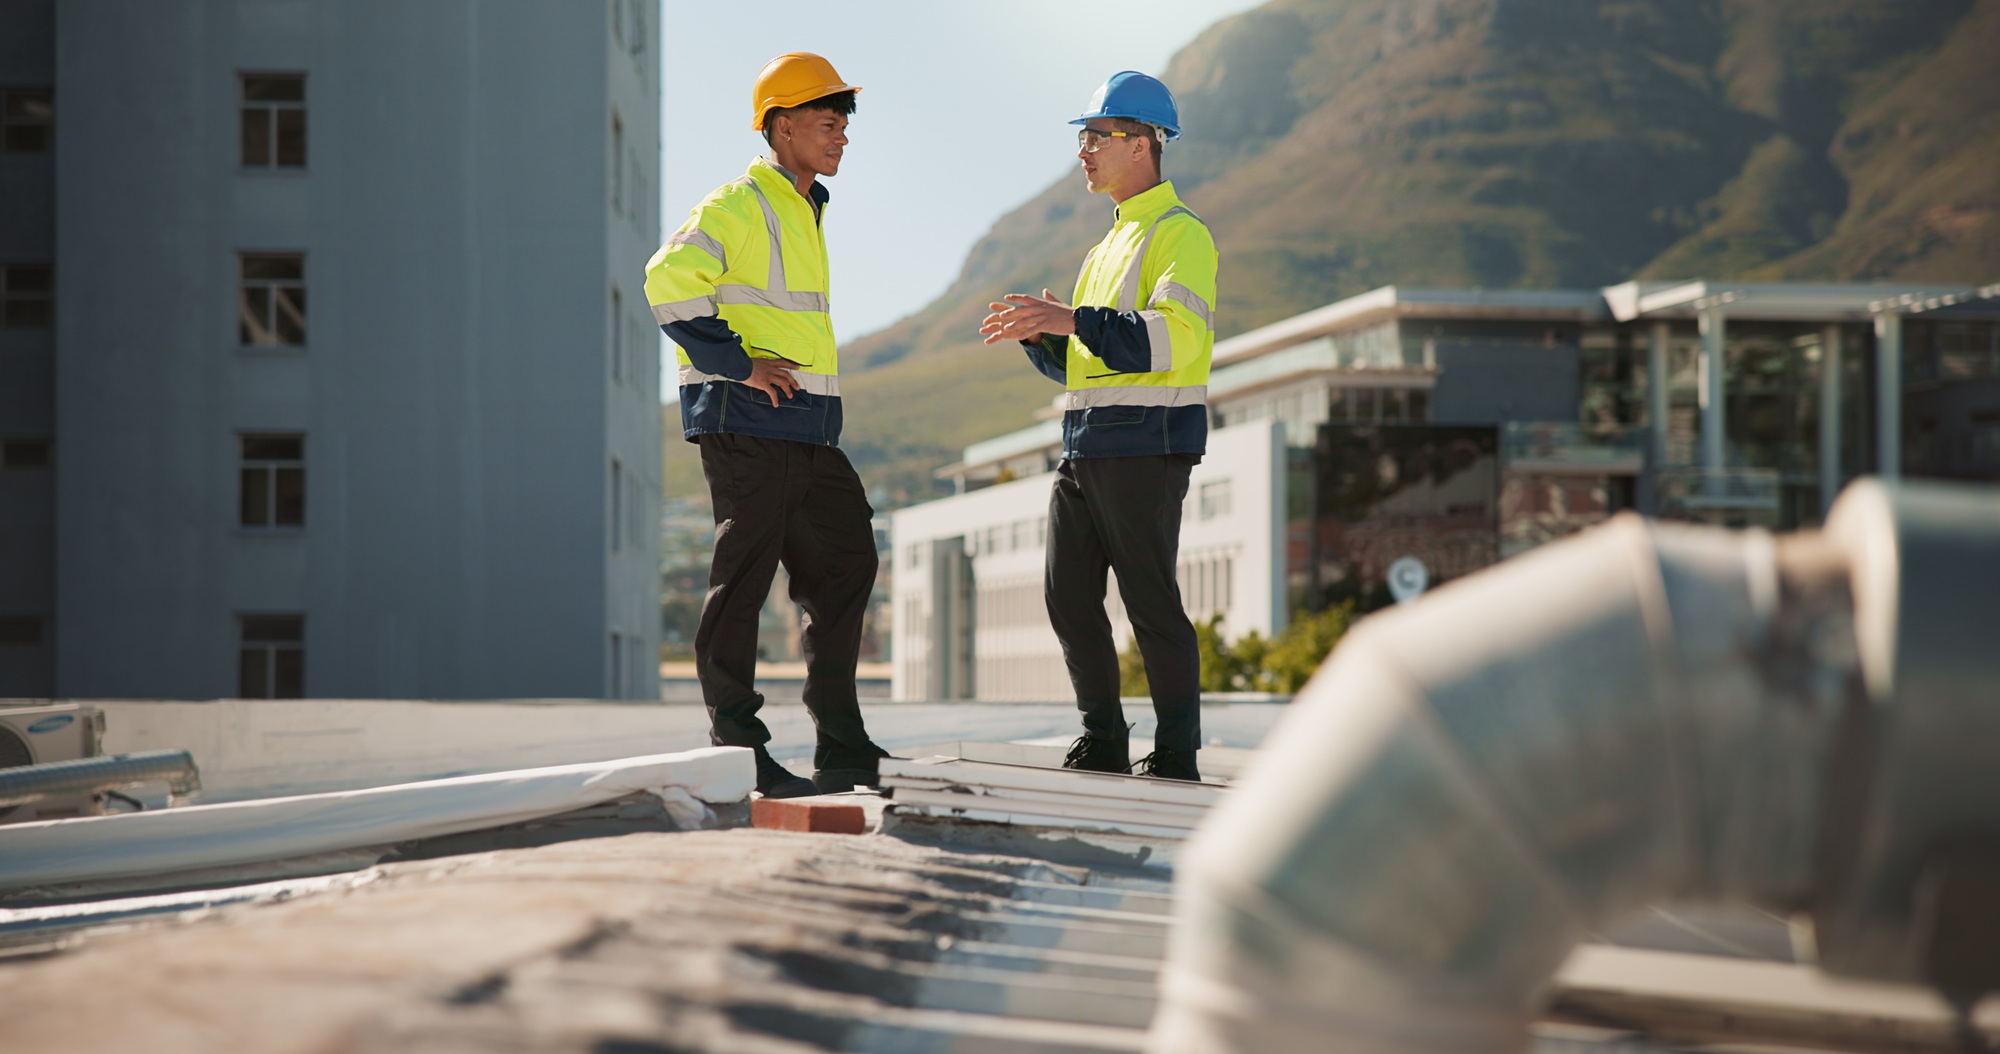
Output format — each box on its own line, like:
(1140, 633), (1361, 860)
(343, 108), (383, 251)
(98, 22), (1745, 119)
(645, 157), (843, 446)
(1023, 180), (1217, 459)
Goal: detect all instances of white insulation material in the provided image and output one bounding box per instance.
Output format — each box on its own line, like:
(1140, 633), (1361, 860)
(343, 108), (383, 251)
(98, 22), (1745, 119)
(0, 747), (754, 888)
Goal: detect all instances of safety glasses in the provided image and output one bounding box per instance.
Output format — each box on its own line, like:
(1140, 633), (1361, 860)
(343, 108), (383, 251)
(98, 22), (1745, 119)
(1077, 128), (1142, 153)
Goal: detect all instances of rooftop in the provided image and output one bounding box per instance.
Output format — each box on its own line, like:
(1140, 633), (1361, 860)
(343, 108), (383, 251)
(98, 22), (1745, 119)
(2, 697), (1990, 1053)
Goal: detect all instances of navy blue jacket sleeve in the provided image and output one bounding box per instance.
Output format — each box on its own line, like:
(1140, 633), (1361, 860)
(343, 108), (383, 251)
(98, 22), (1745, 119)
(1073, 307), (1154, 374)
(662, 317), (752, 381)
(1021, 334), (1068, 384)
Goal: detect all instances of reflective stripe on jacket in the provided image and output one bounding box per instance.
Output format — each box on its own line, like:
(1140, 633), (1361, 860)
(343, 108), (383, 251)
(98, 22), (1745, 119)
(644, 157), (843, 445)
(1033, 180), (1217, 459)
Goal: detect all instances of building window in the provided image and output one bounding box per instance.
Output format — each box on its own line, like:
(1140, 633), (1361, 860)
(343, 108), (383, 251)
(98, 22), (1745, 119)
(238, 614), (304, 698)
(611, 287), (624, 383)
(609, 632), (625, 697)
(610, 457), (623, 551)
(1329, 387), (1431, 425)
(0, 616), (44, 646)
(610, 111), (624, 214)
(1199, 479), (1232, 520)
(630, 152), (646, 235)
(239, 253), (306, 346)
(240, 433), (305, 527)
(240, 73), (305, 168)
(614, 0), (647, 57)
(1, 86), (52, 153)
(2, 437), (52, 468)
(2, 263), (52, 328)
(627, 316), (642, 394)
(631, 468), (648, 551)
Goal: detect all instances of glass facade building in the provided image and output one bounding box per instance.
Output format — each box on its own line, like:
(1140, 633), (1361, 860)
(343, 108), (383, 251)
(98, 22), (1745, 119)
(1200, 282), (2000, 616)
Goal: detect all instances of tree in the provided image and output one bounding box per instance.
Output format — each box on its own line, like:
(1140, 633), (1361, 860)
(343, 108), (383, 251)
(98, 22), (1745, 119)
(1252, 602), (1356, 693)
(1115, 602), (1356, 697)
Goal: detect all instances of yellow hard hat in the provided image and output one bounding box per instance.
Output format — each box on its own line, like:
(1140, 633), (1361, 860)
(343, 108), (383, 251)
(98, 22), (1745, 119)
(751, 52), (859, 131)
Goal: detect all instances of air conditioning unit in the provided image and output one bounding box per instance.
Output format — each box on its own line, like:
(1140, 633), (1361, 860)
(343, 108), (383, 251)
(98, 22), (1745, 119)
(0, 703), (106, 823)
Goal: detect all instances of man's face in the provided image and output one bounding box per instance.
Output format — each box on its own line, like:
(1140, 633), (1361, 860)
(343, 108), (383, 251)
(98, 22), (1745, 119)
(1077, 118), (1150, 195)
(777, 109), (849, 178)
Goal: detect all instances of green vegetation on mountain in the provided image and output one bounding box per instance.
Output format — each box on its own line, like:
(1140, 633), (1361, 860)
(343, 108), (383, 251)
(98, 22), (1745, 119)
(665, 0), (2000, 507)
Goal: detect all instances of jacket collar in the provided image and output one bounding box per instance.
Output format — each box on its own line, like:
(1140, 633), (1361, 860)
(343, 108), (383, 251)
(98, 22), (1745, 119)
(1112, 180), (1179, 226)
(752, 156), (831, 209)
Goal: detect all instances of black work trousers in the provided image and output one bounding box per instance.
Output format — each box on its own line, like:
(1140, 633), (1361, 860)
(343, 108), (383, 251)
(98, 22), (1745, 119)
(1044, 454), (1201, 754)
(695, 433), (879, 768)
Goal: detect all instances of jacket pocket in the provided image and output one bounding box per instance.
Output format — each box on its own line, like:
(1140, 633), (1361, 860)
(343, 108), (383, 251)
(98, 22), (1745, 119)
(732, 380), (813, 412)
(1085, 405), (1146, 427)
(748, 341), (813, 369)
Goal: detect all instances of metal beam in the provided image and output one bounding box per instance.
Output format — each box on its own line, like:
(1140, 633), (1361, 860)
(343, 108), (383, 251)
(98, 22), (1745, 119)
(1699, 307), (1727, 476)
(1649, 321), (1671, 465)
(1875, 311), (1902, 480)
(1820, 324), (1842, 516)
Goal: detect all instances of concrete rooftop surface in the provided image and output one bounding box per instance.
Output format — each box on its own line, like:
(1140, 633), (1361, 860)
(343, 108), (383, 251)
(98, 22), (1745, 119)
(2, 699), (1994, 1053)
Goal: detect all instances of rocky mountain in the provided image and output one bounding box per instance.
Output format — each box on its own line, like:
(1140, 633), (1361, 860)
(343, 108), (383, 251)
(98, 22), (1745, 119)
(666, 0), (2000, 505)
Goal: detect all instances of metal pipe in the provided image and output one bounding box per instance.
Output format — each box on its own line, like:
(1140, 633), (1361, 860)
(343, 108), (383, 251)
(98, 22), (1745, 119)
(0, 750), (201, 809)
(1150, 480), (2000, 1053)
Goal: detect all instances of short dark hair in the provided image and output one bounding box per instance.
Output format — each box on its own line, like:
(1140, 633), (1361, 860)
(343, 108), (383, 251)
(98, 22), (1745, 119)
(761, 90), (858, 146)
(1108, 116), (1163, 173)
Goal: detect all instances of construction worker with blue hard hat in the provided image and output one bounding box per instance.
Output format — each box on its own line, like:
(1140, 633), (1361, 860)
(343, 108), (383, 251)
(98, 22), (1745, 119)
(979, 71), (1218, 782)
(644, 53), (892, 799)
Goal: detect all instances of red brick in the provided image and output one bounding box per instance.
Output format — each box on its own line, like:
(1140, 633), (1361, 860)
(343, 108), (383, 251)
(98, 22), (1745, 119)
(750, 798), (867, 835)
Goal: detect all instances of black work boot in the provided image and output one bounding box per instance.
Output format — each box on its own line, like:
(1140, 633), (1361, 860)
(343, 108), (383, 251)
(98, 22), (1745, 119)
(813, 740), (892, 794)
(1062, 732), (1131, 774)
(1132, 748), (1201, 782)
(754, 746), (818, 799)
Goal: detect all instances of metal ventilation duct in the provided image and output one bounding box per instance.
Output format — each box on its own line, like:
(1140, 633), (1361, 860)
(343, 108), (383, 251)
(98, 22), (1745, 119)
(1151, 480), (2000, 1053)
(0, 750), (201, 810)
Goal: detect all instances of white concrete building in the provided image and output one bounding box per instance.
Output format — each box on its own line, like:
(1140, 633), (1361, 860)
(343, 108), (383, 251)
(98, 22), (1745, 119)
(891, 421), (1285, 702)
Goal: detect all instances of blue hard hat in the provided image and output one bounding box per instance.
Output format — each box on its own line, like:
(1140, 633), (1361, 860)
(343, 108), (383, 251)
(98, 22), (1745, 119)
(1071, 71), (1181, 141)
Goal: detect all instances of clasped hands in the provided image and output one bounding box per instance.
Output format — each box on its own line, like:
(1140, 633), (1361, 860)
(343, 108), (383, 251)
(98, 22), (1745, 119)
(980, 290), (1077, 346)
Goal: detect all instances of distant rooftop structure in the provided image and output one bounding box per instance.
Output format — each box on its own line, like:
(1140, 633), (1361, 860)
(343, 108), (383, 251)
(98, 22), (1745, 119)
(1600, 279), (1998, 321)
(1213, 285), (1608, 368)
(903, 277), (1999, 703)
(940, 278), (2000, 493)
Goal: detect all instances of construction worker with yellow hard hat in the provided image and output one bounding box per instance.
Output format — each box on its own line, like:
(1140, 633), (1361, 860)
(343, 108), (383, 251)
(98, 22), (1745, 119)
(644, 52), (888, 799)
(979, 71), (1218, 783)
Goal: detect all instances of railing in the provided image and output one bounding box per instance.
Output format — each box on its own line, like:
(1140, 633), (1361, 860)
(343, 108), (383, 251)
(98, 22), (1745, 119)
(1501, 422), (1646, 471)
(1654, 467), (1782, 514)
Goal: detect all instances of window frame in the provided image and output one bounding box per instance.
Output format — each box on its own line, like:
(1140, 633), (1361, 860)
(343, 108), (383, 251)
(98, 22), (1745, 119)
(1, 85), (53, 154)
(0, 615), (46, 647)
(238, 432), (306, 529)
(238, 72), (307, 170)
(610, 456), (624, 552)
(1, 437), (53, 468)
(611, 286), (624, 383)
(238, 251), (307, 348)
(237, 612), (305, 699)
(1198, 479), (1233, 521)
(610, 110), (625, 215)
(1, 262), (54, 329)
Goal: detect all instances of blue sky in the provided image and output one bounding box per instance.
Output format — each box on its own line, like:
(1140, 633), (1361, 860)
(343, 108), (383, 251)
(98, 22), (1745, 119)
(655, 0), (1269, 400)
